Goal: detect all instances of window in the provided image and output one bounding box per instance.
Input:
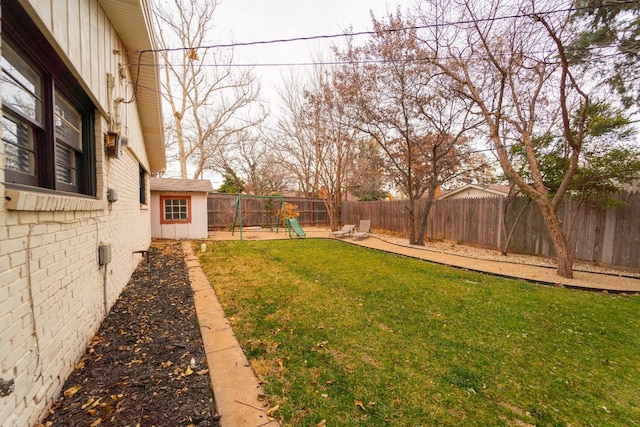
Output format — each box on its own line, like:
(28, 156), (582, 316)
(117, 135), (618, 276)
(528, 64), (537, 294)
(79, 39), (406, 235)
(1, 44), (41, 187)
(1, 1), (96, 196)
(161, 196), (191, 224)
(139, 166), (147, 205)
(55, 93), (82, 189)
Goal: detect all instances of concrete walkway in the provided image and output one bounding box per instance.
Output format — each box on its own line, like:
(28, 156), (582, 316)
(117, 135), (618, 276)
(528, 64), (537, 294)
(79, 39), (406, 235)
(182, 229), (640, 425)
(183, 242), (280, 427)
(352, 235), (640, 293)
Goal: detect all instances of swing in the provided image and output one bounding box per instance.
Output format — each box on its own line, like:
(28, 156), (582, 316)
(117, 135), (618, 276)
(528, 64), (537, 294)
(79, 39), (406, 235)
(231, 195), (285, 240)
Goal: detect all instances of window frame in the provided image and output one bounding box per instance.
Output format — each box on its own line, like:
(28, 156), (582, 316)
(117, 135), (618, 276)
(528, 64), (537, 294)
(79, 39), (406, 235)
(160, 195), (192, 224)
(1, 1), (96, 197)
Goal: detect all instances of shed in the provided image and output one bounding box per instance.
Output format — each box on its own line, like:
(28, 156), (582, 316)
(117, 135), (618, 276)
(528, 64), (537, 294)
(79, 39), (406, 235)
(150, 177), (213, 239)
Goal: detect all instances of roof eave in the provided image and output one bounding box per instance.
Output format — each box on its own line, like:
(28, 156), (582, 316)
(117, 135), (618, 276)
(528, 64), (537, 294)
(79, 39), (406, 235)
(98, 0), (166, 173)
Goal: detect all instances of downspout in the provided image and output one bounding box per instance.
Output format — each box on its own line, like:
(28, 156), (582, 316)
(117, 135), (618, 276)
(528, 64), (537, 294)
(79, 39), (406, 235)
(103, 265), (108, 316)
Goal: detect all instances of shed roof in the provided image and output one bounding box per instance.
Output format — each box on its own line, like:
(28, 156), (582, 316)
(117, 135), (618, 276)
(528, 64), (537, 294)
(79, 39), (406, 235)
(150, 177), (213, 193)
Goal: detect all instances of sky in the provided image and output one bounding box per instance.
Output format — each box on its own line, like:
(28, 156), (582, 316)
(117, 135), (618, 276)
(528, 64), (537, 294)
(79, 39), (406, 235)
(162, 0), (418, 182)
(211, 0), (417, 110)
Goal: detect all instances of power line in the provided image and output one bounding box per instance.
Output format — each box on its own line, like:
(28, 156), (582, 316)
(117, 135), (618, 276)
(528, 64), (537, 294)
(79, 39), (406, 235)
(142, 1), (637, 55)
(131, 45), (629, 69)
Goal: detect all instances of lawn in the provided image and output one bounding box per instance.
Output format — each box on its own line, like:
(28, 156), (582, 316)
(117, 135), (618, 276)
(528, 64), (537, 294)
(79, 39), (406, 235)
(197, 239), (640, 426)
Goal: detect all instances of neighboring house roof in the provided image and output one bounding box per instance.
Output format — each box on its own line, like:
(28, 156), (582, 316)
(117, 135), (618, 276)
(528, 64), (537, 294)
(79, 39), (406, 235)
(150, 177), (213, 193)
(438, 184), (510, 200)
(622, 182), (640, 193)
(98, 0), (165, 173)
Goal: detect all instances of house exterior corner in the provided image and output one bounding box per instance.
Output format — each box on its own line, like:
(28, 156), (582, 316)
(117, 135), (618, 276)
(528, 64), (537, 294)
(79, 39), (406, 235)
(0, 1), (166, 425)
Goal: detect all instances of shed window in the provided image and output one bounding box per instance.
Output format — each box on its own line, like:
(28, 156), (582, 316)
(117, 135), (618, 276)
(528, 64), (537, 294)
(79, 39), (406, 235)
(161, 196), (191, 224)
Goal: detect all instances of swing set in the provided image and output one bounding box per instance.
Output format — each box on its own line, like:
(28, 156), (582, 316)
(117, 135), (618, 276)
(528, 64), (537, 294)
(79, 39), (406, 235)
(231, 195), (305, 240)
(231, 195), (284, 240)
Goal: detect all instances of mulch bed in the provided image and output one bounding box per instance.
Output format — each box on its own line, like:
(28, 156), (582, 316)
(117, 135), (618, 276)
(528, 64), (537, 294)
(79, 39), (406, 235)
(40, 241), (220, 426)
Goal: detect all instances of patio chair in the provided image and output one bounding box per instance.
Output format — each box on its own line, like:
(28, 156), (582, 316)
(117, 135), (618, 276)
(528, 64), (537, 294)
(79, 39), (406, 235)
(351, 220), (371, 240)
(329, 224), (355, 238)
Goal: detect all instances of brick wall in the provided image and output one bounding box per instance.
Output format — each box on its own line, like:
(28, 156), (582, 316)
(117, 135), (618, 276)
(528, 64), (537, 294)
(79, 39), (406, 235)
(0, 0), (166, 423)
(0, 115), (152, 425)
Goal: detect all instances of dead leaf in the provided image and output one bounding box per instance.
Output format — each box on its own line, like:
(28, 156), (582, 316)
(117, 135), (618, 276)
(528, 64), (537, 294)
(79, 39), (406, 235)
(196, 369), (209, 376)
(188, 48), (199, 61)
(257, 394), (266, 401)
(64, 385), (81, 398)
(81, 398), (96, 409)
(266, 404), (279, 417)
(316, 420), (327, 426)
(321, 393), (329, 399)
(354, 399), (366, 411)
(126, 358), (143, 367)
(184, 366), (193, 376)
(161, 361), (173, 368)
(90, 417), (102, 427)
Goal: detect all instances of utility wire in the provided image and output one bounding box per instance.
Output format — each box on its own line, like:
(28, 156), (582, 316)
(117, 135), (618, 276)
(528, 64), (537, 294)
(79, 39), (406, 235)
(132, 46), (629, 69)
(141, 1), (638, 55)
(127, 2), (636, 101)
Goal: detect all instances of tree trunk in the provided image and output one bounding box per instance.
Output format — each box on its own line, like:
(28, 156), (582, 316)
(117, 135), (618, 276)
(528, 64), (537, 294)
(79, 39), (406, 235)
(323, 192), (339, 231)
(175, 116), (187, 179)
(331, 193), (342, 231)
(539, 202), (574, 278)
(407, 197), (416, 245)
(416, 190), (437, 246)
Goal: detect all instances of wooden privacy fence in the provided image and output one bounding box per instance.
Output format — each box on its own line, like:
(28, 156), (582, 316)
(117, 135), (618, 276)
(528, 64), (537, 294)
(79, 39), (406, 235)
(207, 194), (329, 229)
(341, 192), (640, 270)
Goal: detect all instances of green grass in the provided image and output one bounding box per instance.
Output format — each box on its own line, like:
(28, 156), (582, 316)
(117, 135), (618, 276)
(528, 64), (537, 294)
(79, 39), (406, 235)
(197, 239), (640, 426)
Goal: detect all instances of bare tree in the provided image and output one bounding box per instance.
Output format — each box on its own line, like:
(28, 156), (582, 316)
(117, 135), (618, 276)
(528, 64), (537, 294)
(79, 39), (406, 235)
(153, 0), (264, 179)
(215, 130), (293, 195)
(336, 11), (487, 244)
(271, 72), (321, 198)
(415, 0), (592, 278)
(273, 66), (362, 229)
(350, 138), (389, 201)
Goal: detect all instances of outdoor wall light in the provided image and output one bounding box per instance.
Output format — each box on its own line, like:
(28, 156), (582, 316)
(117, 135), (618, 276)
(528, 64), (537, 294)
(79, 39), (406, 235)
(105, 131), (121, 158)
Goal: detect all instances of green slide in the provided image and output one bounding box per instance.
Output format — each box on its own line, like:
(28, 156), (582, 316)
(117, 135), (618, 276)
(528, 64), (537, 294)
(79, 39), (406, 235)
(286, 217), (306, 238)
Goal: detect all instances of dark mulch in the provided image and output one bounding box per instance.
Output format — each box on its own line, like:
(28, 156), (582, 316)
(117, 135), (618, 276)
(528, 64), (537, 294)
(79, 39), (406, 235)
(41, 241), (220, 426)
